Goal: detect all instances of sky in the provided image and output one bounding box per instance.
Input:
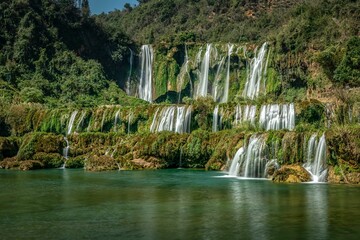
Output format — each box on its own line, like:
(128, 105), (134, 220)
(89, 0), (138, 14)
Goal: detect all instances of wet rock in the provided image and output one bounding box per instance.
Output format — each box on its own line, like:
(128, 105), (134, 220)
(0, 157), (19, 169)
(327, 166), (360, 184)
(19, 160), (44, 170)
(85, 155), (118, 171)
(131, 157), (166, 169)
(272, 165), (312, 183)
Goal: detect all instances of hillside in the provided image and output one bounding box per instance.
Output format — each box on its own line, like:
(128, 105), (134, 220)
(99, 0), (360, 97)
(0, 0), (141, 107)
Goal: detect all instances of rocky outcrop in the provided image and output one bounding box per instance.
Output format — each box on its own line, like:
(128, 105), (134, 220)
(272, 165), (312, 183)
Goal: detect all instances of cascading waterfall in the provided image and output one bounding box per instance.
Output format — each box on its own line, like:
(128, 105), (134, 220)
(221, 44), (234, 103)
(228, 136), (270, 178)
(150, 106), (192, 133)
(62, 111), (78, 169)
(183, 106), (192, 133)
(113, 109), (121, 131)
(212, 56), (226, 102)
(150, 108), (160, 133)
(67, 111), (78, 135)
(304, 134), (328, 182)
(242, 105), (257, 124)
(61, 137), (70, 169)
(243, 42), (268, 99)
(127, 111), (133, 134)
(259, 103), (295, 130)
(212, 105), (222, 132)
(126, 48), (134, 95)
(76, 110), (86, 132)
(177, 45), (191, 103)
(139, 45), (153, 102)
(234, 105), (242, 125)
(100, 110), (107, 132)
(196, 44), (212, 98)
(175, 106), (186, 133)
(228, 147), (245, 176)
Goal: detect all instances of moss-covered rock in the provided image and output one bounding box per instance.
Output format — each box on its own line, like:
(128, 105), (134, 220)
(0, 157), (19, 169)
(85, 155), (118, 171)
(131, 157), (167, 169)
(19, 160), (44, 171)
(33, 152), (63, 168)
(66, 155), (85, 168)
(17, 132), (63, 160)
(272, 165), (312, 183)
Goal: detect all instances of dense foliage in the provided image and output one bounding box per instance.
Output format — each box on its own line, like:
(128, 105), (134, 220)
(100, 0), (360, 96)
(0, 0), (136, 107)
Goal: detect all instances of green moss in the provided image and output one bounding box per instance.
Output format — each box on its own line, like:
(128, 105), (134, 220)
(33, 152), (63, 168)
(17, 132), (62, 160)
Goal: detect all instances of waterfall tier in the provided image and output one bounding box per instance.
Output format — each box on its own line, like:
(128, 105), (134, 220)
(128, 42), (270, 103)
(212, 105), (221, 132)
(259, 103), (295, 130)
(150, 106), (192, 133)
(228, 135), (276, 178)
(139, 45), (153, 102)
(303, 134), (328, 182)
(234, 105), (257, 125)
(242, 42), (269, 99)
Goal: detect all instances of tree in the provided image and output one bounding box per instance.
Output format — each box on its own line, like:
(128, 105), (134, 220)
(334, 37), (360, 87)
(124, 3), (133, 12)
(81, 0), (90, 17)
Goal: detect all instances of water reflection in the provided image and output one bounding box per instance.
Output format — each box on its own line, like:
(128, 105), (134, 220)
(306, 185), (328, 239)
(0, 170), (359, 240)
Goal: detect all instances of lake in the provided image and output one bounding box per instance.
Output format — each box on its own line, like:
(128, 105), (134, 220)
(1, 169), (359, 239)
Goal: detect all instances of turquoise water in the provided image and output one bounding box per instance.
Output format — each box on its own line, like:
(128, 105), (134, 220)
(0, 169), (359, 240)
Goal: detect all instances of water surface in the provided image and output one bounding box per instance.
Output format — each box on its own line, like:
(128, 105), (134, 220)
(1, 169), (359, 239)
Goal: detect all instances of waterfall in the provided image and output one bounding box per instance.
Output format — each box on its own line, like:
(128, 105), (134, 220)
(100, 110), (107, 132)
(151, 106), (192, 133)
(212, 105), (221, 132)
(228, 147), (245, 176)
(304, 134), (328, 182)
(259, 103), (295, 130)
(184, 105), (192, 133)
(213, 56), (226, 102)
(175, 106), (186, 133)
(126, 48), (134, 95)
(242, 105), (257, 124)
(127, 111), (132, 134)
(61, 137), (70, 169)
(228, 136), (270, 178)
(67, 111), (78, 135)
(242, 136), (267, 178)
(139, 45), (153, 102)
(221, 44), (234, 103)
(114, 109), (121, 131)
(196, 44), (212, 98)
(158, 107), (176, 132)
(62, 110), (78, 169)
(76, 110), (86, 132)
(177, 45), (190, 103)
(243, 42), (268, 99)
(150, 108), (160, 133)
(234, 105), (242, 125)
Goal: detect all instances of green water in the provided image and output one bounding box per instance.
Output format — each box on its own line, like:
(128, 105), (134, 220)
(0, 169), (359, 240)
